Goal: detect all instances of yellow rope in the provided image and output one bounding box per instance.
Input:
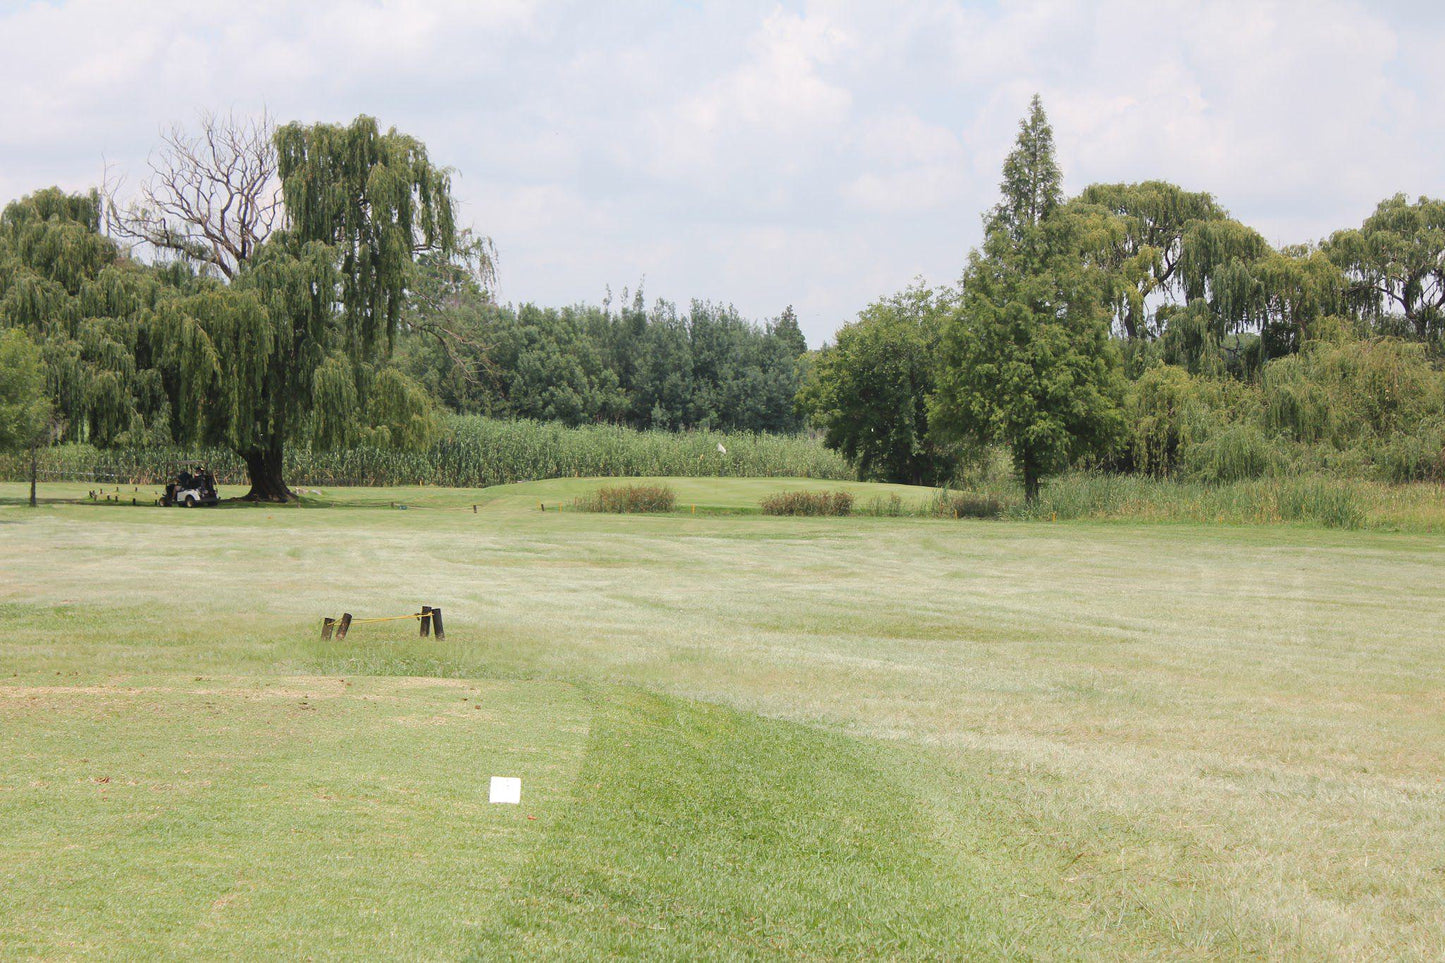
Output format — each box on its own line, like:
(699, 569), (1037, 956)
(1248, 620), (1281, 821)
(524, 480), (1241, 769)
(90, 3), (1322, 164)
(346, 612), (426, 625)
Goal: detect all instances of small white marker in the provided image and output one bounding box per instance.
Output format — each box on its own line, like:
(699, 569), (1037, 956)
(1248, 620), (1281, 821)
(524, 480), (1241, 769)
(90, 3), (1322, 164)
(489, 776), (521, 805)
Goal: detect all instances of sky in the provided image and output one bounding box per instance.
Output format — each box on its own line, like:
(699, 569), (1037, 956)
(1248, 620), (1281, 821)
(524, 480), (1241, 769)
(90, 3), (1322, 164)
(1, 0), (1442, 346)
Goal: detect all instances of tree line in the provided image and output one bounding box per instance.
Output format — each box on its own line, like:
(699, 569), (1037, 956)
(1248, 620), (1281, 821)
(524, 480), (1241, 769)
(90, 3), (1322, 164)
(799, 96), (1445, 498)
(394, 290), (806, 433)
(0, 110), (809, 504)
(3, 100), (1443, 503)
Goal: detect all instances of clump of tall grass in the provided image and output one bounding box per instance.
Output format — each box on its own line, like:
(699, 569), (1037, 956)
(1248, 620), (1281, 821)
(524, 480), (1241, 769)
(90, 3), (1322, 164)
(928, 490), (1007, 519)
(759, 490), (854, 516)
(573, 484), (677, 514)
(1273, 478), (1365, 530)
(856, 493), (904, 517)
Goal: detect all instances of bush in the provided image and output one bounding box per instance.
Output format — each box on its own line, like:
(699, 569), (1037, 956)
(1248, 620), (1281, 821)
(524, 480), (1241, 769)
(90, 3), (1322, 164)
(1376, 424), (1445, 483)
(1123, 366), (1261, 477)
(759, 490), (854, 516)
(1184, 423), (1282, 483)
(573, 484), (677, 513)
(987, 471), (1387, 530)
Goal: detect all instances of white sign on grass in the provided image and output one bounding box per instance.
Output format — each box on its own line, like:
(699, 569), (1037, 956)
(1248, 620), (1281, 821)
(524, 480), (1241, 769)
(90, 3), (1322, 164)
(489, 776), (521, 805)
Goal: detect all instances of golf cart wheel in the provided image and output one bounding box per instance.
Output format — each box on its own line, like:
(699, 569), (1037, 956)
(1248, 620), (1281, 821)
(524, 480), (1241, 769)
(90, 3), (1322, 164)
(183, 494), (197, 507)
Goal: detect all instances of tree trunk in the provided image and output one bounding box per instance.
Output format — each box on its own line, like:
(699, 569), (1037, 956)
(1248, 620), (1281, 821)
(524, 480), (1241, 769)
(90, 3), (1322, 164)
(28, 447), (37, 508)
(1122, 306), (1138, 340)
(1023, 463), (1040, 504)
(241, 445), (296, 502)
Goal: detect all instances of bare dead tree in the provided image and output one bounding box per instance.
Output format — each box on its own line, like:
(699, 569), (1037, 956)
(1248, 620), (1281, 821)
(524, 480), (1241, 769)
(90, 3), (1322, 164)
(108, 110), (281, 279)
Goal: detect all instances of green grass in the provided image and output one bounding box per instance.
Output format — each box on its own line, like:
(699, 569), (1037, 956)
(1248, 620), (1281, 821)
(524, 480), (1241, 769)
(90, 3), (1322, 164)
(2, 478), (1443, 958)
(0, 675), (589, 958)
(472, 691), (1048, 959)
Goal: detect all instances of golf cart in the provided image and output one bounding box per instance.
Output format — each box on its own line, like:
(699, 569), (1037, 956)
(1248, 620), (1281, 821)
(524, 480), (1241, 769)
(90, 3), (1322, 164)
(162, 464), (219, 507)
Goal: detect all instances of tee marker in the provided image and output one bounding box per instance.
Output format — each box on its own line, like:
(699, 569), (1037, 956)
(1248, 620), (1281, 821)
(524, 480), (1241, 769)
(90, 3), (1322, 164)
(489, 776), (522, 805)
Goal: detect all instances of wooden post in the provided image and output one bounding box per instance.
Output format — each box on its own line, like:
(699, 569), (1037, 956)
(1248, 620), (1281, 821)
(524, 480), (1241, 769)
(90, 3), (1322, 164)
(336, 613), (352, 640)
(472, 504), (477, 513)
(429, 607), (445, 640)
(419, 605), (432, 638)
(321, 617), (335, 640)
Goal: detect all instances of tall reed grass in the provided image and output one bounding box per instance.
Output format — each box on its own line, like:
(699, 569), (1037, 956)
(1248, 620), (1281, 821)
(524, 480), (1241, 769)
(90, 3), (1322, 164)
(960, 473), (1444, 532)
(0, 415), (851, 488)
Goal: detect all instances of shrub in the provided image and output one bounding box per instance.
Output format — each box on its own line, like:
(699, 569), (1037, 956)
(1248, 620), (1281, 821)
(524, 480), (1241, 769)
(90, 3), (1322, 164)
(1265, 336), (1445, 448)
(759, 490), (854, 516)
(1376, 423), (1445, 483)
(1125, 366), (1203, 476)
(574, 484), (677, 513)
(1184, 423), (1282, 483)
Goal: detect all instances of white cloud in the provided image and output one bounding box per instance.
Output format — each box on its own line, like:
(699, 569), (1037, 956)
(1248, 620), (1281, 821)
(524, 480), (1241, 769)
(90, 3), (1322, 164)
(642, 7), (852, 187)
(2, 0), (1443, 345)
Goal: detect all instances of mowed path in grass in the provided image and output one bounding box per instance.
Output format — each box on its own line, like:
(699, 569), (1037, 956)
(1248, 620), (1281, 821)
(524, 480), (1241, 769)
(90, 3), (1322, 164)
(1, 478), (1443, 959)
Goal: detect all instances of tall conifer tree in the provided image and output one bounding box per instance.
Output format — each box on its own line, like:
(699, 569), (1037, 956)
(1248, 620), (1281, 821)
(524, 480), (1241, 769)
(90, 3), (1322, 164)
(932, 96), (1123, 502)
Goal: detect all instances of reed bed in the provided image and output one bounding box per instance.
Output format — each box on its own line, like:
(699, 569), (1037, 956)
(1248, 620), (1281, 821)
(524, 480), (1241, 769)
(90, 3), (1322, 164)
(0, 416), (851, 488)
(959, 473), (1445, 532)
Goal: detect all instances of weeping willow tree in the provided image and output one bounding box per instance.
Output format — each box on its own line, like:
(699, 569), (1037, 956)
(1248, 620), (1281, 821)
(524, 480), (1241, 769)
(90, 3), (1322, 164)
(1069, 180), (1347, 373)
(0, 188), (173, 452)
(1327, 194), (1445, 342)
(1071, 181), (1228, 339)
(153, 115), (456, 500)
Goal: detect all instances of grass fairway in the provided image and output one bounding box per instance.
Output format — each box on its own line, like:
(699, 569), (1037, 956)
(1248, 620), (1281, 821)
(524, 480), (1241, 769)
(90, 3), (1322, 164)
(2, 478), (1443, 959)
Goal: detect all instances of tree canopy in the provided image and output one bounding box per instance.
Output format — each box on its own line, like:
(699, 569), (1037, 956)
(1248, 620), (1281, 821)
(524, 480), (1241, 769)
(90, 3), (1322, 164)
(797, 284), (956, 485)
(395, 289), (808, 434)
(989, 94), (1062, 239)
(1328, 194), (1445, 342)
(0, 327), (50, 452)
(0, 188), (170, 447)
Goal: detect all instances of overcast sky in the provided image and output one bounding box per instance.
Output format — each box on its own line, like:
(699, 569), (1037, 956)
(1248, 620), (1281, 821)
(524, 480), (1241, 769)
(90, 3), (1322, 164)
(1, 0), (1442, 345)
